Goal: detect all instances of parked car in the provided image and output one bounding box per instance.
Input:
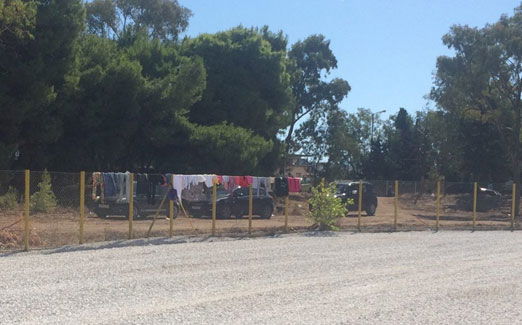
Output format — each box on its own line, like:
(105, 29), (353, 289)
(334, 181), (378, 216)
(185, 186), (274, 219)
(91, 181), (178, 219)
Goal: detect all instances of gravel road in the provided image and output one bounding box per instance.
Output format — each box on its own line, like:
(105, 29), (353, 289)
(1, 231), (521, 324)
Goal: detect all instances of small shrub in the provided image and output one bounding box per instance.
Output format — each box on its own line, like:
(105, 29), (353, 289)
(0, 187), (18, 210)
(31, 170), (57, 213)
(308, 180), (347, 230)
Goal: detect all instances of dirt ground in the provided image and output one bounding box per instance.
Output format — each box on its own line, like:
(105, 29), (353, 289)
(0, 194), (517, 250)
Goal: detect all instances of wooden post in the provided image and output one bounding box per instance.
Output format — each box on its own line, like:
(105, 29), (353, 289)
(357, 180), (363, 232)
(473, 182), (477, 231)
(394, 180), (398, 231)
(435, 180), (440, 231)
(284, 196), (289, 233)
(169, 199), (174, 237)
(79, 171), (85, 244)
(128, 173), (134, 240)
(511, 182), (517, 231)
(248, 185), (253, 234)
(23, 169), (30, 251)
(211, 182), (217, 236)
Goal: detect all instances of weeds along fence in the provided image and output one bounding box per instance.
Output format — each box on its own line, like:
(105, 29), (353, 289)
(0, 170), (519, 251)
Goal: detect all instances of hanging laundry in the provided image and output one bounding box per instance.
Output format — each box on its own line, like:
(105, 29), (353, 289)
(252, 177), (270, 195)
(274, 177), (289, 197)
(203, 175), (214, 187)
(103, 173), (117, 197)
(288, 177), (302, 193)
(235, 176), (253, 187)
(172, 175), (184, 200)
(92, 172), (104, 201)
(136, 174), (149, 196)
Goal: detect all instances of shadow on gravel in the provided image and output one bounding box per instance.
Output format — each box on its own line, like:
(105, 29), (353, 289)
(41, 236), (218, 255)
(303, 231), (339, 237)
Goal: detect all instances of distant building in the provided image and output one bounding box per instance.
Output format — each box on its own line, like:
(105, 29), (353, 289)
(278, 156), (325, 183)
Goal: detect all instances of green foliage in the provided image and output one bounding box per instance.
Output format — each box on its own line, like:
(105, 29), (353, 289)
(430, 5), (522, 182)
(182, 26), (293, 139)
(86, 0), (191, 41)
(308, 181), (347, 231)
(0, 0), (36, 42)
(0, 187), (18, 211)
(189, 123), (273, 175)
(0, 0), (84, 170)
(31, 170), (57, 213)
(286, 34), (350, 156)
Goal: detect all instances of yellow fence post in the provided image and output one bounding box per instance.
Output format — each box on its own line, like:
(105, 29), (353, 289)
(357, 180), (363, 232)
(284, 196), (289, 233)
(511, 182), (517, 231)
(394, 180), (399, 231)
(79, 171), (85, 244)
(169, 198), (174, 237)
(248, 185), (253, 235)
(23, 169), (30, 251)
(128, 173), (134, 240)
(435, 180), (440, 231)
(211, 182), (217, 236)
(473, 182), (477, 231)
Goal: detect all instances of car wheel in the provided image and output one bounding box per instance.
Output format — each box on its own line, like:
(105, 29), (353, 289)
(260, 204), (273, 219)
(365, 202), (377, 216)
(165, 205), (180, 219)
(219, 205), (232, 219)
(97, 212), (108, 219)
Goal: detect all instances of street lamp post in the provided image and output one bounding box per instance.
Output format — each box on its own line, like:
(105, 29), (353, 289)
(371, 109), (386, 146)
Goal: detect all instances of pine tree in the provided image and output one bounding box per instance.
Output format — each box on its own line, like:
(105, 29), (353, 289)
(31, 170), (57, 213)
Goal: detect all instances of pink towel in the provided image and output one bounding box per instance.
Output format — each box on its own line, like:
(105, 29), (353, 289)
(288, 177), (301, 193)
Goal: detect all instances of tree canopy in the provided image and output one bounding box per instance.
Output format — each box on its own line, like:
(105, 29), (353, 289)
(3, 0), (522, 185)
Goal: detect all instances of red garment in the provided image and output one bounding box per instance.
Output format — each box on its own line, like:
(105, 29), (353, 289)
(235, 176), (253, 187)
(288, 177), (301, 193)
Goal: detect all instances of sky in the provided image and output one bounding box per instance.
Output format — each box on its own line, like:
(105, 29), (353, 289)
(181, 0), (520, 118)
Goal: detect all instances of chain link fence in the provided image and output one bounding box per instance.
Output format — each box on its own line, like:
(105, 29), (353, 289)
(0, 170), (519, 252)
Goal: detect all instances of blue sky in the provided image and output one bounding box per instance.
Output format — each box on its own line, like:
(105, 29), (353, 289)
(182, 0), (520, 117)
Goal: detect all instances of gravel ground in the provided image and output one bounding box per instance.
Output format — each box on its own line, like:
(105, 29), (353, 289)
(0, 231), (521, 324)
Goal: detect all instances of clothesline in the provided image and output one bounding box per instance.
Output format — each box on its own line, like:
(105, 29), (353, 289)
(92, 172), (302, 202)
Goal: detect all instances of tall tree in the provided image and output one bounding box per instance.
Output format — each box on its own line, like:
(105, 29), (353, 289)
(85, 0), (191, 41)
(181, 26), (292, 139)
(431, 4), (522, 197)
(285, 35), (350, 159)
(0, 0), (84, 170)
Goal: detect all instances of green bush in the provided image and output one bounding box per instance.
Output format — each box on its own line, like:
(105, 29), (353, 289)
(0, 187), (18, 210)
(31, 170), (57, 213)
(308, 180), (348, 231)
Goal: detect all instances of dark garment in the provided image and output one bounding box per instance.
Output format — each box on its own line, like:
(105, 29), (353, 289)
(168, 188), (178, 201)
(136, 174), (149, 196)
(103, 173), (117, 197)
(274, 177), (289, 197)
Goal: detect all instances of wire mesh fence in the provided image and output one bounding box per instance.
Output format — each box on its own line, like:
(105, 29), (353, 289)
(0, 170), (520, 252)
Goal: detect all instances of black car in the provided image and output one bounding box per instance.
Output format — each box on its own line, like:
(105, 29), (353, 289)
(335, 181), (378, 216)
(186, 186), (274, 219)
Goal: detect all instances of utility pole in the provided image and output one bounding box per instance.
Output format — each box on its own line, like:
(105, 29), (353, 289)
(370, 109), (386, 148)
